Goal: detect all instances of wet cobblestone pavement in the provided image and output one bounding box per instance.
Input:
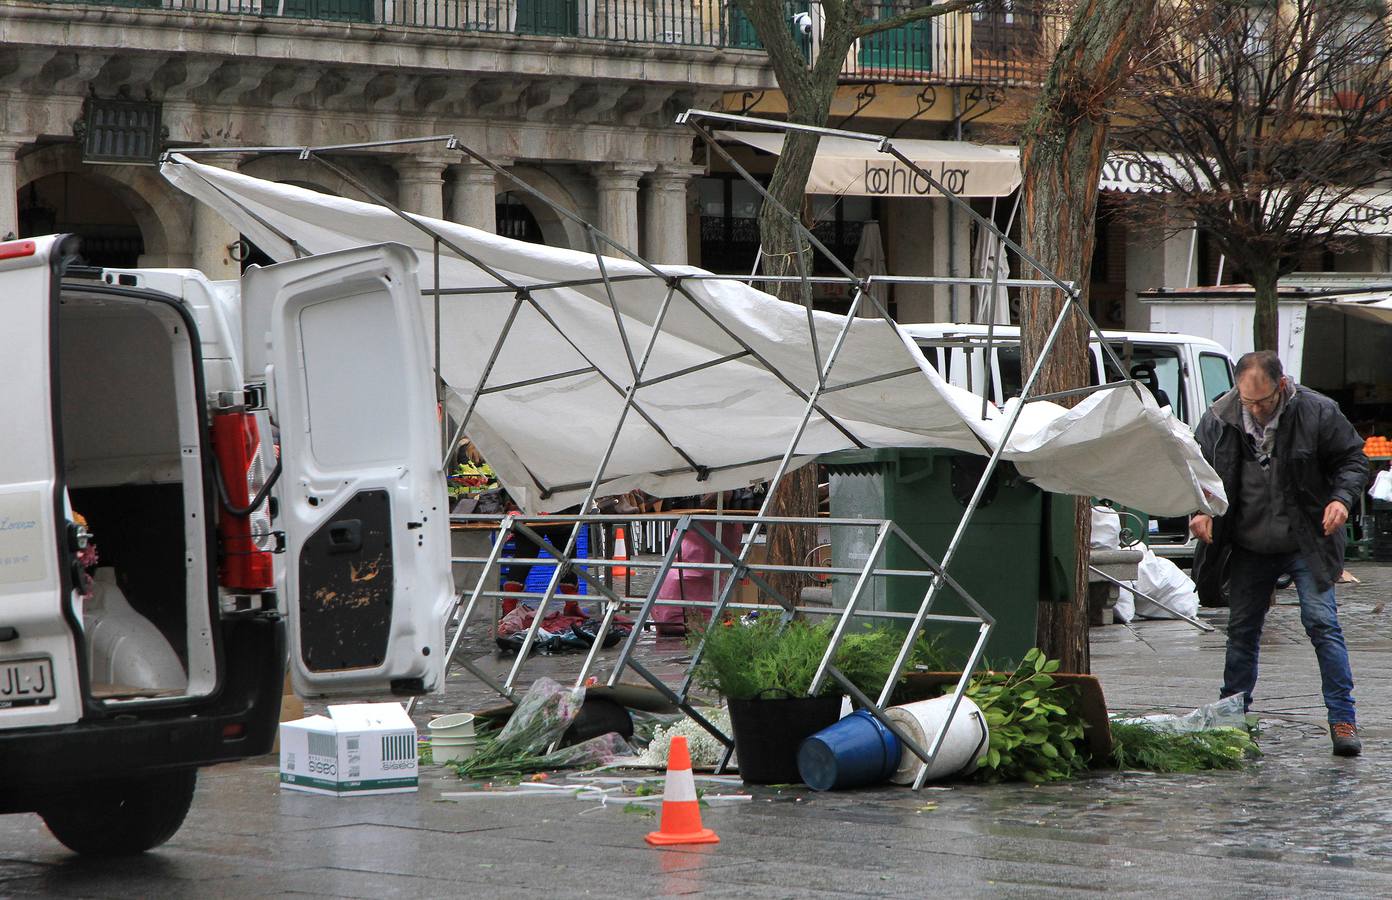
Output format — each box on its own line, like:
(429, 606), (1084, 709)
(4, 562), (1392, 897)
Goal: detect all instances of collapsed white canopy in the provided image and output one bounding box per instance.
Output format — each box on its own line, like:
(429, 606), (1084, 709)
(161, 154), (1224, 517)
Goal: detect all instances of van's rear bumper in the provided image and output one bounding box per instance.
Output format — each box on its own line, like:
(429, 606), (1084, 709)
(0, 616), (285, 814)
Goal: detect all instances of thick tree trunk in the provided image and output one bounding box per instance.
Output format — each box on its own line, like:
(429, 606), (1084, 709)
(1250, 263), (1280, 352)
(1019, 0), (1157, 673)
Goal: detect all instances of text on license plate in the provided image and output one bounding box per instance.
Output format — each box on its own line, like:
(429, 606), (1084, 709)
(0, 657), (55, 705)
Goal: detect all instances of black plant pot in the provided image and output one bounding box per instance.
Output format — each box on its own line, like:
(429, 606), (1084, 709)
(726, 692), (843, 785)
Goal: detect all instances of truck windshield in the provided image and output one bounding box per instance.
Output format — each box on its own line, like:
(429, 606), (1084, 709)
(1199, 352), (1234, 407)
(1106, 343), (1185, 421)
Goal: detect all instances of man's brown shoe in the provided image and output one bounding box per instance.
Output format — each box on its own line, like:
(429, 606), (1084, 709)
(1331, 722), (1362, 757)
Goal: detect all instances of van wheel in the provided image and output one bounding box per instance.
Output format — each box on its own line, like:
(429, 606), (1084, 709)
(40, 769), (197, 856)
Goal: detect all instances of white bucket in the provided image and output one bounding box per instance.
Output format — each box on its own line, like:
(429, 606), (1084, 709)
(427, 713), (476, 739)
(884, 695), (990, 785)
(431, 735), (482, 765)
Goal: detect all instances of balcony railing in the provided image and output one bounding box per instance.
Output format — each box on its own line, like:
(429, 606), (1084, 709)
(842, 1), (1069, 85)
(30, 0), (1069, 85)
(31, 0), (758, 48)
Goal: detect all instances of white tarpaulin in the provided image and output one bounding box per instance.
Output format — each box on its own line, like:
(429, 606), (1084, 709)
(161, 155), (1225, 517)
(718, 132), (1022, 198)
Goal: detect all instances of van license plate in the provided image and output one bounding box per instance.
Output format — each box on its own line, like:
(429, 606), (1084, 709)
(0, 657), (55, 707)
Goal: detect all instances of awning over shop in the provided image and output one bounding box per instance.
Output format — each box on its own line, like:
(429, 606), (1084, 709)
(161, 154), (1225, 518)
(1098, 152), (1189, 194)
(717, 131), (1022, 198)
(1325, 189), (1392, 237)
(1311, 296), (1392, 324)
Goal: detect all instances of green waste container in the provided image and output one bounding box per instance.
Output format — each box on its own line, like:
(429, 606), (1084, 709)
(822, 448), (1076, 670)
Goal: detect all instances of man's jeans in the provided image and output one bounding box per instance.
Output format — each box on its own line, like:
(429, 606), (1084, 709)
(1222, 547), (1356, 724)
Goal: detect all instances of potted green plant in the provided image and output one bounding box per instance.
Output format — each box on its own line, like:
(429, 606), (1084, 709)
(693, 616), (840, 783)
(693, 617), (946, 784)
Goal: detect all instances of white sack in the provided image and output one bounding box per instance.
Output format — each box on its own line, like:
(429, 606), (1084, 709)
(1118, 547), (1200, 621)
(1370, 469), (1392, 503)
(1090, 507), (1121, 550)
(161, 155), (1228, 517)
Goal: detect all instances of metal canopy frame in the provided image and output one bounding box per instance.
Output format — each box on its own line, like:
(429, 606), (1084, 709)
(166, 112), (1132, 788)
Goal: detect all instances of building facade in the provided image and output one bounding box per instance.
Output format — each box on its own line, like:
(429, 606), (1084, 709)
(6, 0), (1389, 333)
(1, 0), (776, 278)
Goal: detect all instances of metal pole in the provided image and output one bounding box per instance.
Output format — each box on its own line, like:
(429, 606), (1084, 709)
(875, 295), (1079, 709)
(677, 284), (875, 697)
(1088, 566), (1215, 632)
(605, 517), (691, 688)
(502, 282), (682, 684)
(442, 294), (526, 466)
(406, 514), (519, 713)
(911, 622), (992, 789)
(808, 520), (892, 694)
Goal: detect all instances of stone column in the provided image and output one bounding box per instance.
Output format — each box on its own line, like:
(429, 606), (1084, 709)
(1125, 211), (1196, 332)
(395, 155), (448, 220)
(448, 159), (500, 233)
(593, 163), (653, 257)
(886, 196), (936, 322)
(931, 198), (971, 321)
(643, 165), (702, 265)
(192, 154), (242, 280)
(0, 140), (24, 241)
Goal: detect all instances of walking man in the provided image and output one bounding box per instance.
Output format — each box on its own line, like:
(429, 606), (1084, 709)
(1190, 351), (1368, 756)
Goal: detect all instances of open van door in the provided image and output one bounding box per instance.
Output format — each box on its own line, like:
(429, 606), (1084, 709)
(242, 244), (452, 697)
(0, 236), (84, 729)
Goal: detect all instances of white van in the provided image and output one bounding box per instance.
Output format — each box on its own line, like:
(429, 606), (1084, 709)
(0, 236), (453, 855)
(900, 323), (1236, 556)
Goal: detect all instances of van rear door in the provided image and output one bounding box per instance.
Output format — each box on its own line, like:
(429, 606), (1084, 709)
(242, 244), (452, 697)
(0, 236), (84, 728)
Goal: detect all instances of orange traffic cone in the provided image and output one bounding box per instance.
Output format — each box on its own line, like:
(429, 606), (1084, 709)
(645, 736), (719, 846)
(611, 526), (631, 579)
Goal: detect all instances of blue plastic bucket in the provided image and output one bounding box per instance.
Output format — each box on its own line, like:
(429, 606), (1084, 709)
(797, 710), (902, 791)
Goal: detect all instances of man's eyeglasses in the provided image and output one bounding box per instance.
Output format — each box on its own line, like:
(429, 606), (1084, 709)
(1239, 385), (1281, 408)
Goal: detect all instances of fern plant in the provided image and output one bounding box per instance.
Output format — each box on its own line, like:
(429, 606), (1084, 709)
(693, 617), (947, 700)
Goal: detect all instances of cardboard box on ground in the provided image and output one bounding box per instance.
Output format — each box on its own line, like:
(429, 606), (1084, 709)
(279, 703), (418, 797)
(732, 541), (767, 606)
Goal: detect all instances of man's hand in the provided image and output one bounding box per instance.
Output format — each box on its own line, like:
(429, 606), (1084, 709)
(1190, 513), (1213, 544)
(1323, 501), (1350, 537)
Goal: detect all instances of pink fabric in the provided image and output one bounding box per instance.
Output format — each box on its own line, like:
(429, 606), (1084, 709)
(651, 524), (746, 628)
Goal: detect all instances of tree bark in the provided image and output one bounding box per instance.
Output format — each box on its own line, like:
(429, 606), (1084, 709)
(1249, 262), (1280, 353)
(1019, 0), (1157, 673)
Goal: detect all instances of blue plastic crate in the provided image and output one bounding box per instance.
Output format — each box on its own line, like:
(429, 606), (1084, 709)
(497, 524), (589, 596)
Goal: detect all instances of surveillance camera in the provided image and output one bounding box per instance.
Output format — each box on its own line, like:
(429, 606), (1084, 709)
(792, 11), (813, 36)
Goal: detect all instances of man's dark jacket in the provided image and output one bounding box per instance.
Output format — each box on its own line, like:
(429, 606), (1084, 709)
(1193, 385), (1368, 593)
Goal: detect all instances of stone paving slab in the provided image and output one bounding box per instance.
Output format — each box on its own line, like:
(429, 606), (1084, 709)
(4, 562), (1392, 896)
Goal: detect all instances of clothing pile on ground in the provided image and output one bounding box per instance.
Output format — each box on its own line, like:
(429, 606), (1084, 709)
(494, 587), (633, 654)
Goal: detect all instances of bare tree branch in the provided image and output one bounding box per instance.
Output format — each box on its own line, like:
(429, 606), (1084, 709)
(1115, 0), (1392, 348)
(850, 0), (980, 40)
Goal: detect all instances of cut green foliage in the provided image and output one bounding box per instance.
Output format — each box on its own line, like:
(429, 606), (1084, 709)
(693, 617), (947, 700)
(964, 648), (1089, 785)
(1109, 722), (1259, 773)
(448, 737), (552, 782)
(694, 616), (832, 700)
(834, 625), (948, 696)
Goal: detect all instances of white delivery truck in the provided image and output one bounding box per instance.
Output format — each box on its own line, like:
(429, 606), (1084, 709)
(900, 323), (1236, 559)
(0, 235), (453, 855)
